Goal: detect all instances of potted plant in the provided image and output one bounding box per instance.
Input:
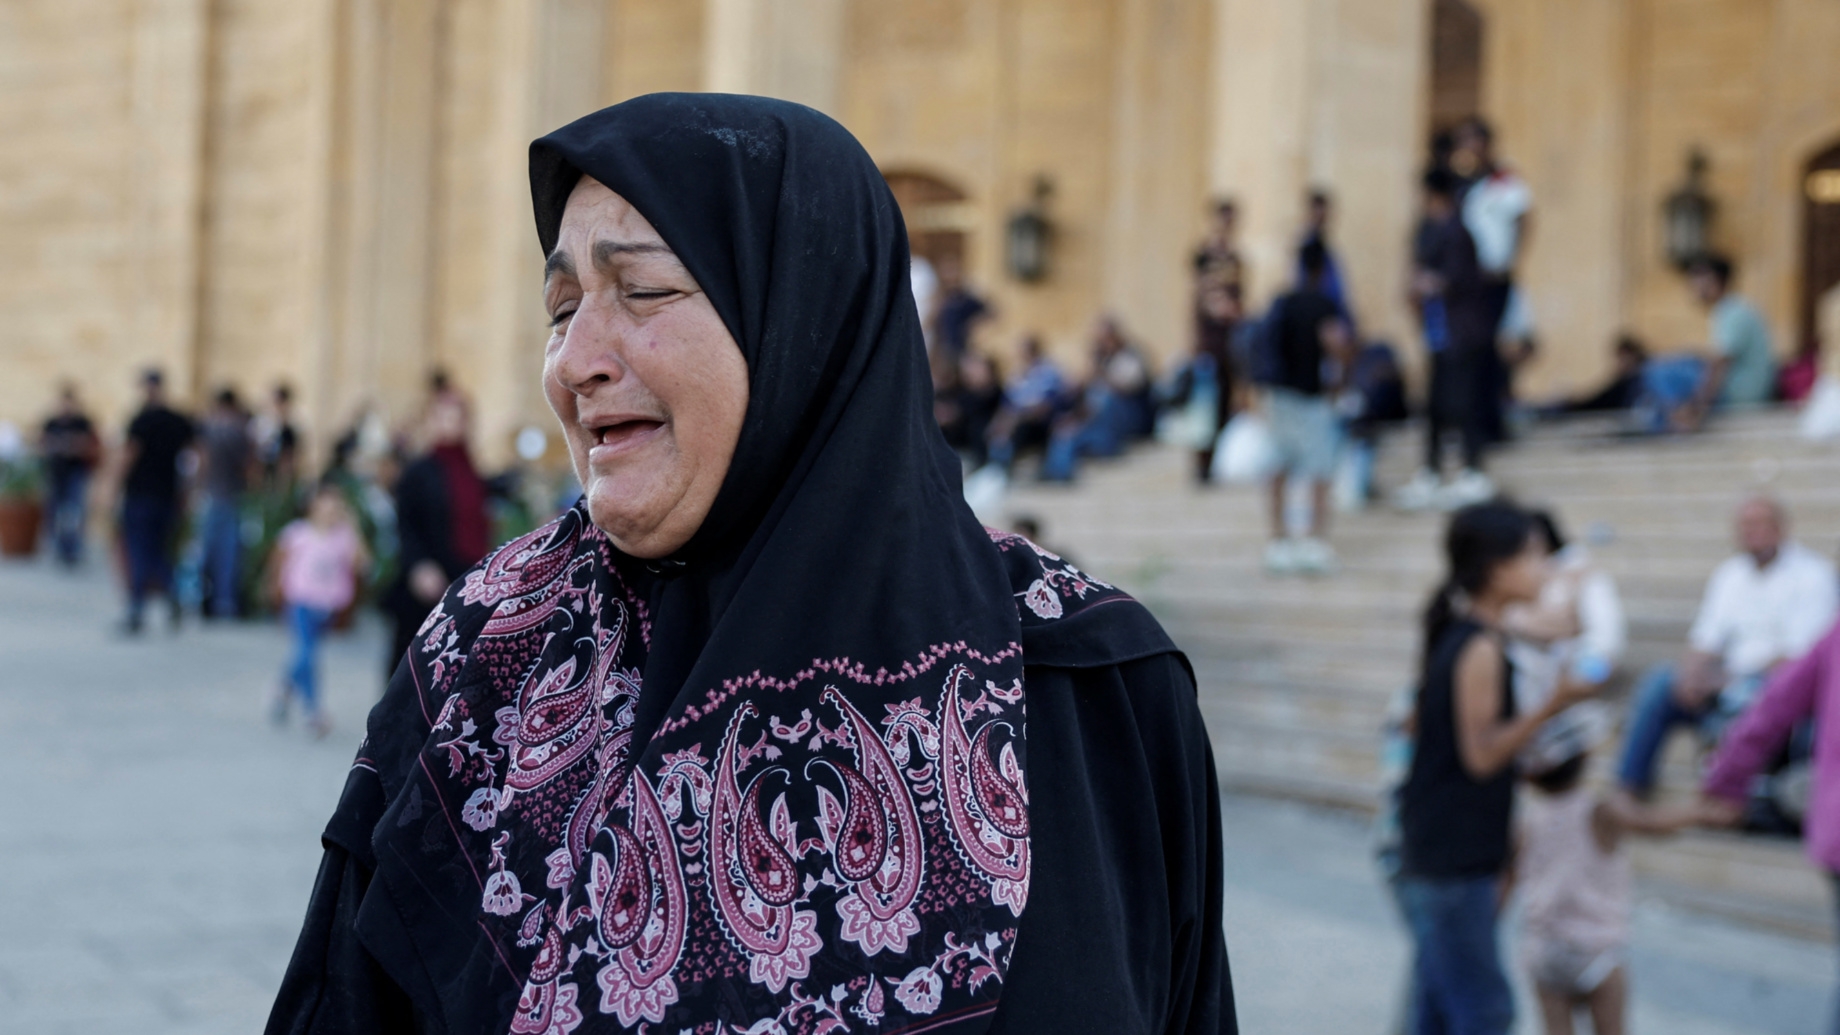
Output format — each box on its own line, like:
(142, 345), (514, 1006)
(0, 453), (44, 557)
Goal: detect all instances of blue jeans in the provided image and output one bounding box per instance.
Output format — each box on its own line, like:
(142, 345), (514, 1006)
(1041, 416), (1121, 481)
(1616, 664), (1761, 792)
(47, 470), (89, 566)
(1636, 355), (1709, 432)
(202, 495), (242, 618)
(1397, 874), (1514, 1035)
(285, 604), (333, 713)
(121, 494), (179, 622)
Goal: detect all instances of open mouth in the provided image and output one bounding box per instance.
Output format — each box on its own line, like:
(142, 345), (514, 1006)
(590, 419), (665, 452)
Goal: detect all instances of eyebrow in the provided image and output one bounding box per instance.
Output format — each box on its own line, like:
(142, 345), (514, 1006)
(592, 239), (674, 272)
(543, 239), (675, 282)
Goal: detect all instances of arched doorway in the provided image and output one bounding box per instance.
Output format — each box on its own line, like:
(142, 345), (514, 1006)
(1801, 140), (1840, 354)
(1428, 0), (1484, 137)
(883, 170), (973, 274)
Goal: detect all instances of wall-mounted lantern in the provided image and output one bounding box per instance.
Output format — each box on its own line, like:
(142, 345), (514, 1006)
(1663, 148), (1716, 270)
(1005, 176), (1054, 283)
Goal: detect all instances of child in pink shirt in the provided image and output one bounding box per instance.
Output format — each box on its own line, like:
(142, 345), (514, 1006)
(1517, 738), (1721, 1035)
(271, 484), (369, 736)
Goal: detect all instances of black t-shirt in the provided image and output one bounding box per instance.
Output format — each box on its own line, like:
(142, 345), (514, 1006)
(935, 289), (988, 357)
(41, 414), (97, 481)
(1399, 619), (1516, 879)
(124, 406), (195, 500)
(1268, 288), (1341, 396)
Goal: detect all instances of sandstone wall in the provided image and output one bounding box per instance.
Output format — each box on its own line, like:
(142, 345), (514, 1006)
(0, 0), (208, 439)
(7, 0), (1840, 461)
(1482, 0), (1840, 396)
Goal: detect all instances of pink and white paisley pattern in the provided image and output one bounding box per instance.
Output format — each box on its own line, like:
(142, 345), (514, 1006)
(938, 666), (1030, 917)
(389, 513), (1132, 1032)
(819, 686), (924, 957)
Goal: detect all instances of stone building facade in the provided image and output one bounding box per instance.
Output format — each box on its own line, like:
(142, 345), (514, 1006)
(5, 0), (1839, 466)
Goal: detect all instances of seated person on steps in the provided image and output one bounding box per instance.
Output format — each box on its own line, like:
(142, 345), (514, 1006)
(1616, 495), (1838, 796)
(1636, 254), (1779, 434)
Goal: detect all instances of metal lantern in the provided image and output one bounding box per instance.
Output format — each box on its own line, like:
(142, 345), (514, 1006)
(1005, 176), (1054, 283)
(1664, 149), (1715, 270)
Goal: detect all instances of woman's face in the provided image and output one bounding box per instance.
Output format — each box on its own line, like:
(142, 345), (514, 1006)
(1492, 532), (1551, 604)
(543, 177), (749, 558)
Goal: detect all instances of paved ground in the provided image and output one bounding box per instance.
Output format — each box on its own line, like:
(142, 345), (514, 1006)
(1, 555), (1834, 1034)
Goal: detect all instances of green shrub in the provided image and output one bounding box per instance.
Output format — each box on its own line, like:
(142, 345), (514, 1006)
(0, 455), (43, 502)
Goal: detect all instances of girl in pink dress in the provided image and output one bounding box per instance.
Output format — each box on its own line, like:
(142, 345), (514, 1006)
(1518, 735), (1724, 1035)
(270, 484), (369, 736)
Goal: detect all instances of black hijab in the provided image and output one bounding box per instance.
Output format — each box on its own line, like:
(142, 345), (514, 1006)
(343, 93), (1174, 1035)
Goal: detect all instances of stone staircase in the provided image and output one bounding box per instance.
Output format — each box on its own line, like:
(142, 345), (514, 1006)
(1005, 409), (1840, 938)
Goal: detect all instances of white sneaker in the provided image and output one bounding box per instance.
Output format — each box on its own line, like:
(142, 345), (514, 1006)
(1437, 468), (1496, 510)
(1263, 538), (1300, 575)
(1292, 537), (1340, 575)
(1392, 469), (1442, 512)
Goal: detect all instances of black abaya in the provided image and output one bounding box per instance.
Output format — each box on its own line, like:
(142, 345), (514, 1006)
(270, 655), (1233, 1035)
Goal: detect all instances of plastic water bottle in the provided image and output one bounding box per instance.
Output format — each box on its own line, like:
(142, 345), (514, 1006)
(1570, 653), (1613, 685)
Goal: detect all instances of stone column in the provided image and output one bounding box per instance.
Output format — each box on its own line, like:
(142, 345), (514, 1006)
(192, 0), (341, 449)
(128, 0), (214, 410)
(704, 0), (846, 117)
(310, 0), (447, 453)
(426, 0), (550, 469)
(1206, 0), (1425, 366)
(603, 0), (706, 102)
(1470, 0), (1633, 397)
(1103, 0), (1213, 360)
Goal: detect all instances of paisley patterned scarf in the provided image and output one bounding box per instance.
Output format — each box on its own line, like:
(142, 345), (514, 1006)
(344, 94), (1173, 1035)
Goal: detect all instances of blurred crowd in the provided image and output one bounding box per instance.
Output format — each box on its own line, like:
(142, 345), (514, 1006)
(1385, 493), (1840, 1035)
(913, 113), (1840, 1035)
(926, 116), (1820, 582)
(1, 367), (572, 735)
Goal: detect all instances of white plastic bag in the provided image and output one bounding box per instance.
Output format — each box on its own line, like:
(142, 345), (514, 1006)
(962, 463), (1010, 522)
(1800, 375), (1840, 442)
(1210, 413), (1277, 484)
(1156, 379), (1220, 450)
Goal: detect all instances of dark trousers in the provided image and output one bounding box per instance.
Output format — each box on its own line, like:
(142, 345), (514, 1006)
(203, 495), (243, 618)
(1617, 664), (1764, 792)
(47, 470), (89, 566)
(1424, 352), (1489, 472)
(1397, 874), (1514, 1035)
(122, 494), (179, 622)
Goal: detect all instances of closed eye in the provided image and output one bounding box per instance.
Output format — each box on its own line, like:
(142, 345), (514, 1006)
(549, 307), (577, 327)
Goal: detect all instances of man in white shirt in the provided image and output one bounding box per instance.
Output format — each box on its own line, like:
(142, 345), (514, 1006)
(1617, 495), (1839, 793)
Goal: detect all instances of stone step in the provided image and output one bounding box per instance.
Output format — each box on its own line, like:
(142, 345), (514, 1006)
(1629, 833), (1829, 941)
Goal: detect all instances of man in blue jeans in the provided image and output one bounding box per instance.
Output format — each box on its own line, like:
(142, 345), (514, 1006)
(39, 385), (99, 567)
(198, 388), (254, 618)
(117, 371), (195, 634)
(1618, 496), (1837, 793)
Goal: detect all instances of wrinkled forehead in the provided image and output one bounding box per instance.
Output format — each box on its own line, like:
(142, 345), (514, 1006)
(547, 177), (680, 275)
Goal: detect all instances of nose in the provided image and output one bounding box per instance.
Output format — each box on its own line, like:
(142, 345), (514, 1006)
(548, 300), (628, 396)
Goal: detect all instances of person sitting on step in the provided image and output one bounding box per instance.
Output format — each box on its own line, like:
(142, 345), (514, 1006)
(1616, 495), (1837, 796)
